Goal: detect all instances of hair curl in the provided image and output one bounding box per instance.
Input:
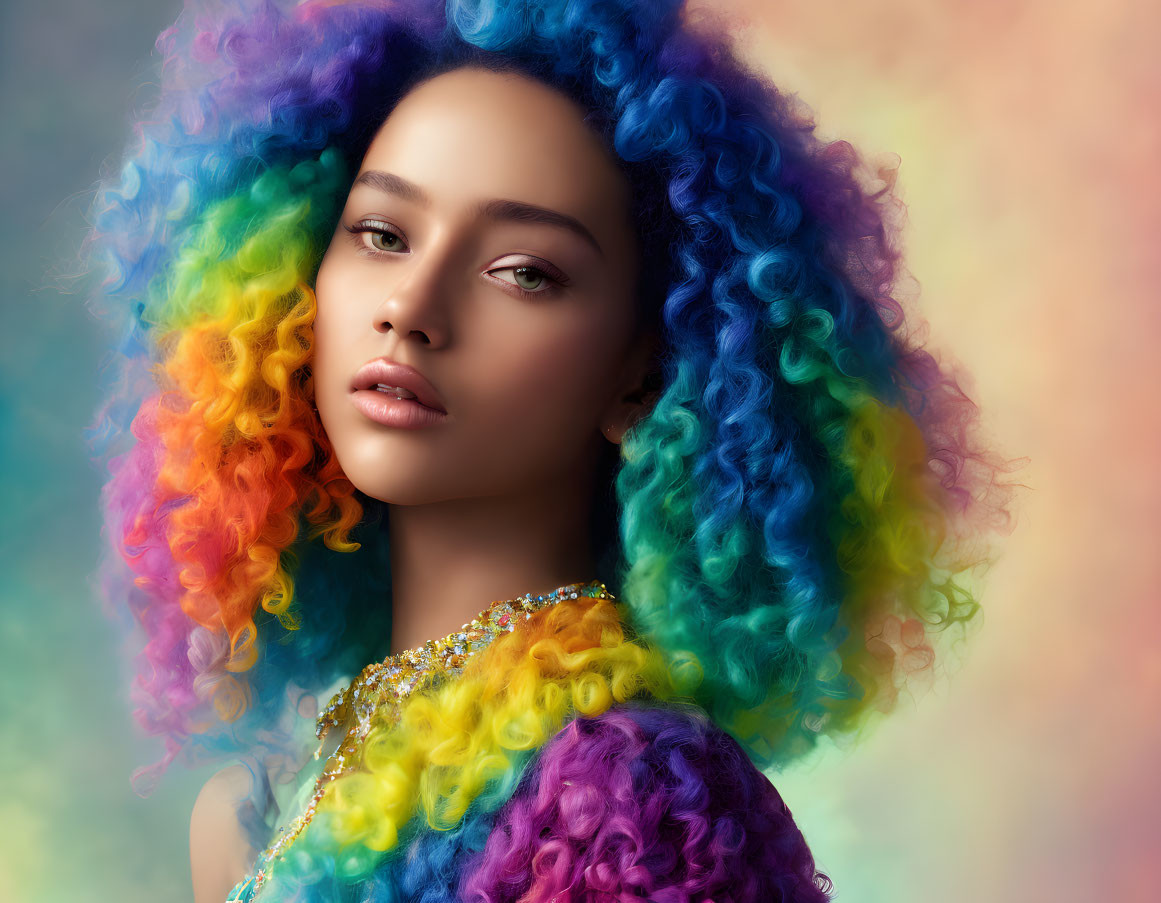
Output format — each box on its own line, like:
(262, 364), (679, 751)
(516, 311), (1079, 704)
(459, 704), (833, 902)
(83, 0), (1020, 799)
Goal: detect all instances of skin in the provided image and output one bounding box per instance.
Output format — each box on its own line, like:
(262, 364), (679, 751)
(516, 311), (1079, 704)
(312, 65), (658, 654)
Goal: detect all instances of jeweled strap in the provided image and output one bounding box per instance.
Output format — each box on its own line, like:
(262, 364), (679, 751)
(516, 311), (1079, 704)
(313, 579), (611, 755)
(224, 871), (258, 902)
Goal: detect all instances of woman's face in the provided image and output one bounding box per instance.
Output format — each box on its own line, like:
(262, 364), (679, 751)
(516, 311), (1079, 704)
(313, 65), (649, 505)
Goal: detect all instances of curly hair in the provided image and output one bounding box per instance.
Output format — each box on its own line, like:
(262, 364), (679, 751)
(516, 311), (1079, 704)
(83, 0), (1019, 805)
(458, 704), (833, 902)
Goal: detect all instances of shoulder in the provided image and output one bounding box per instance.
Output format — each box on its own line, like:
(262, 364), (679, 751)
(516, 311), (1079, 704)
(460, 703), (833, 902)
(190, 765), (261, 903)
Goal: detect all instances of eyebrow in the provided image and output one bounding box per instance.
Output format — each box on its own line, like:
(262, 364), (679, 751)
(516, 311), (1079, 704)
(352, 169), (604, 258)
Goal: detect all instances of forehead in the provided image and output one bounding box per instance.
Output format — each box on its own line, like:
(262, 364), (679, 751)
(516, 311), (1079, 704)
(353, 66), (634, 246)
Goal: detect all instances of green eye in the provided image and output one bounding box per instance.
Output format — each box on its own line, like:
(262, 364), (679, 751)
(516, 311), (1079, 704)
(489, 260), (567, 299)
(344, 220), (408, 255)
(370, 229), (404, 252)
(512, 266), (546, 291)
(376, 230), (408, 251)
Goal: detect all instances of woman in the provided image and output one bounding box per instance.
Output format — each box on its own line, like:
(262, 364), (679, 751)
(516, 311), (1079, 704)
(84, 0), (1017, 900)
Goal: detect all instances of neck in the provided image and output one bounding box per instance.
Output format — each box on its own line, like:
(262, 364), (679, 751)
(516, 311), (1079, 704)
(385, 468), (602, 655)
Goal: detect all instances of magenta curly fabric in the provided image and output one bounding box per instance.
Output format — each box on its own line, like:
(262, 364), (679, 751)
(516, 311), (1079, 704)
(460, 704), (832, 902)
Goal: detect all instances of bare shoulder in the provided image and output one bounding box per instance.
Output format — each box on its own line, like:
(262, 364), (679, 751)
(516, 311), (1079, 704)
(190, 764), (260, 903)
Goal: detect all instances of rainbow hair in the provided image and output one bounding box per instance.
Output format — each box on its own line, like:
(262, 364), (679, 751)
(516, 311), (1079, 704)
(83, 0), (1020, 814)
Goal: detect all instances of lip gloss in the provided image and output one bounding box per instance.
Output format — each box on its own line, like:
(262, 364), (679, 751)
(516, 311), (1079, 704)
(349, 389), (449, 428)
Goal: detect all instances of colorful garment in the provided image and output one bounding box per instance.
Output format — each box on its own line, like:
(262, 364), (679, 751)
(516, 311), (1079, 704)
(224, 580), (831, 901)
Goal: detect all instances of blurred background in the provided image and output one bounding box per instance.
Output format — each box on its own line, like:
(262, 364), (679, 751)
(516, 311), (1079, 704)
(1, 0), (1156, 900)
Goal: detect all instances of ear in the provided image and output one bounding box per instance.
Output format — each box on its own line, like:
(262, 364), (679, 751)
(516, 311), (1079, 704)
(599, 328), (663, 445)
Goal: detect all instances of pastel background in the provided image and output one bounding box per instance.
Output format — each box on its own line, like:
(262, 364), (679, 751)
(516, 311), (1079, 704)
(1, 0), (1155, 900)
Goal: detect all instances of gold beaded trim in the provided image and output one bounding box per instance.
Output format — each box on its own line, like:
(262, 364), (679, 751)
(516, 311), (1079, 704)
(233, 579), (613, 901)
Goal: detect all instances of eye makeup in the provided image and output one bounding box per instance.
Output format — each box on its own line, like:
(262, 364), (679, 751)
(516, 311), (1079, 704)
(342, 219), (572, 300)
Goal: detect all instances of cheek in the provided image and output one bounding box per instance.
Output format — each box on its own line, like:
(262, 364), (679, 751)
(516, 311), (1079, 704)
(461, 308), (628, 440)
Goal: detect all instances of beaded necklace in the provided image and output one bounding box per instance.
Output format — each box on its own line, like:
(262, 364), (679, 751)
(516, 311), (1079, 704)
(229, 578), (613, 902)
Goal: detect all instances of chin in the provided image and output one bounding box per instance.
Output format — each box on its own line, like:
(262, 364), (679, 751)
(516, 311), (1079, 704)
(360, 484), (444, 507)
(339, 464), (444, 507)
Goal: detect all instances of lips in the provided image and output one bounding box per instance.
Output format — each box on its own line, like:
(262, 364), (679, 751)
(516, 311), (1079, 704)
(350, 358), (446, 414)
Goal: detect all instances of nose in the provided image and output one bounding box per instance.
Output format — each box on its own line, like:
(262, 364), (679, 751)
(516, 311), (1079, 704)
(372, 248), (452, 347)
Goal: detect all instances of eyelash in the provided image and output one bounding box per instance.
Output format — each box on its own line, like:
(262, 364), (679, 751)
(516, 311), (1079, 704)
(343, 221), (569, 300)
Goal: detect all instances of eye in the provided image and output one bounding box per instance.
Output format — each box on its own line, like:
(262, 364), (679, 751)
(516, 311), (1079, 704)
(486, 260), (570, 299)
(344, 220), (408, 255)
(492, 265), (552, 294)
